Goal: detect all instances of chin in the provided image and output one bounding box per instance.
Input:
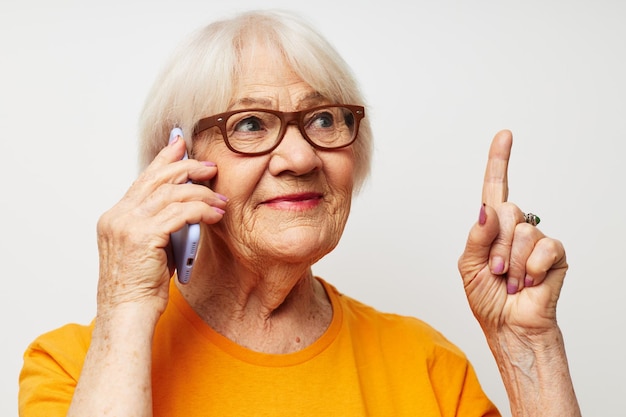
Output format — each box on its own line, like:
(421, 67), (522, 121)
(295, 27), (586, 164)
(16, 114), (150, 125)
(265, 227), (340, 263)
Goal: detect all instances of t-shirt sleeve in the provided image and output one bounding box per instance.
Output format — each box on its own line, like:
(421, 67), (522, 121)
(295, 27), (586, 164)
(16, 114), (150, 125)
(18, 323), (91, 417)
(424, 327), (501, 417)
(433, 354), (501, 416)
(460, 363), (502, 417)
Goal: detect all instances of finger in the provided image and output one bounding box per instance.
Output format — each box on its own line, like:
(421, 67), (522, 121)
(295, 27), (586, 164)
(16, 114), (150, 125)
(143, 137), (194, 184)
(142, 182), (227, 222)
(125, 142), (217, 205)
(482, 130), (513, 206)
(140, 135), (216, 190)
(160, 200), (225, 241)
(506, 222), (544, 294)
(458, 204), (500, 281)
(487, 202), (525, 276)
(123, 138), (188, 205)
(525, 237), (567, 289)
(152, 132), (189, 168)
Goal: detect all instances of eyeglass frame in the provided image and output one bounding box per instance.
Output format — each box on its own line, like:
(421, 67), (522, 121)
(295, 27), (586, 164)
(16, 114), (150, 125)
(192, 104), (365, 156)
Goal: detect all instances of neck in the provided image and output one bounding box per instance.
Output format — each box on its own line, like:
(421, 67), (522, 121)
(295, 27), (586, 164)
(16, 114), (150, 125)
(177, 262), (332, 354)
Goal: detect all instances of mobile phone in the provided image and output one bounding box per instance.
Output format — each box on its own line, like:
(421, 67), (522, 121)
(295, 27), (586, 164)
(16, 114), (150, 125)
(169, 127), (200, 284)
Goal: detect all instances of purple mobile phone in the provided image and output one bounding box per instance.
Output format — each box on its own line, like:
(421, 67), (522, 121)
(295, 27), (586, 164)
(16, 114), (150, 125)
(169, 127), (200, 284)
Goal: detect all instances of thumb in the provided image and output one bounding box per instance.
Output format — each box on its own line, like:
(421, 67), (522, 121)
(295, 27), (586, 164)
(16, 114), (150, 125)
(458, 204), (500, 279)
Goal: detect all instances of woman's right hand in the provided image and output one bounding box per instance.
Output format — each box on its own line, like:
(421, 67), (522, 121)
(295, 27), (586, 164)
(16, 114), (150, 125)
(67, 136), (226, 417)
(95, 135), (226, 316)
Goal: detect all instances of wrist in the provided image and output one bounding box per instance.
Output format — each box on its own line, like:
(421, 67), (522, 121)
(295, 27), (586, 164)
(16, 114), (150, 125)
(95, 300), (163, 335)
(487, 323), (564, 355)
(486, 326), (581, 417)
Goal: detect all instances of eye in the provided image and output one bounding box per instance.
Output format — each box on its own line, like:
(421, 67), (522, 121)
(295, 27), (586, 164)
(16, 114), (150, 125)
(234, 116), (264, 132)
(308, 111), (335, 129)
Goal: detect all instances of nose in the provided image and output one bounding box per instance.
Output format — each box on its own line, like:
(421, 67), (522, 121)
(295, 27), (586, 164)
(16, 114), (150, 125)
(267, 124), (323, 177)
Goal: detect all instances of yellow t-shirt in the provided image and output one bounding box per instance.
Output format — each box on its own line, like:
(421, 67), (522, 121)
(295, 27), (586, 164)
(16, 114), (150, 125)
(19, 279), (500, 416)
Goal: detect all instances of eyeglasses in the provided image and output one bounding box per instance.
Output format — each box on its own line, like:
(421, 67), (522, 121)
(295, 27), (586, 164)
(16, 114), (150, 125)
(193, 104), (365, 156)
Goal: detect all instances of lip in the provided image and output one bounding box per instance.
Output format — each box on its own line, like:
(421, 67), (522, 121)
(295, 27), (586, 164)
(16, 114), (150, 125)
(261, 192), (324, 210)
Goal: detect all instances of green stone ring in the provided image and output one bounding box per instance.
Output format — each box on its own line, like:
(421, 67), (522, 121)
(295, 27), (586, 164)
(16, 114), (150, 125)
(524, 213), (541, 226)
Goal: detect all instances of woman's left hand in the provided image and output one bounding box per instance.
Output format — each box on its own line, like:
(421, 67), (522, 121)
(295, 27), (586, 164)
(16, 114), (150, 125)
(458, 130), (568, 338)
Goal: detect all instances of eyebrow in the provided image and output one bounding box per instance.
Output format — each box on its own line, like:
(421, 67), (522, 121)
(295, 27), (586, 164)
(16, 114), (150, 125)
(229, 92), (327, 110)
(231, 97), (272, 108)
(297, 92), (326, 108)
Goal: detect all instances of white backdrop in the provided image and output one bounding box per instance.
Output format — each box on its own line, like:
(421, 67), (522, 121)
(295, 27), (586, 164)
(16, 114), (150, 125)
(2, 1), (624, 416)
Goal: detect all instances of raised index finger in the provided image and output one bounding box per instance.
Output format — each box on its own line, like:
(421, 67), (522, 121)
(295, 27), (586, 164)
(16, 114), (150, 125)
(482, 130), (513, 206)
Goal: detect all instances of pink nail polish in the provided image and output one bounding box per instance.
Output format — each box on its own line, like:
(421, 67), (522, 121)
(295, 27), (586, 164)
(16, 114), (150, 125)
(479, 203), (487, 225)
(524, 276), (534, 288)
(216, 193), (228, 202)
(492, 257), (505, 275)
(202, 161), (216, 167)
(214, 207), (225, 215)
(507, 281), (518, 295)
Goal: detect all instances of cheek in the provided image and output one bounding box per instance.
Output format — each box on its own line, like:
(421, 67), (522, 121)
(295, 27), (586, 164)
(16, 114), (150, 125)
(321, 152), (356, 234)
(194, 139), (264, 195)
(198, 152), (265, 248)
(213, 158), (267, 202)
(325, 151), (356, 194)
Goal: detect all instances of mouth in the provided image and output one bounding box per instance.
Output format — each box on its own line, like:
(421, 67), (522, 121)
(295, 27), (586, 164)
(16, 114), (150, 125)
(261, 192), (324, 210)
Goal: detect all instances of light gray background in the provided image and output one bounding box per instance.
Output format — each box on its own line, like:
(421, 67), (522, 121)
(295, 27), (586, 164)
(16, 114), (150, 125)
(2, 1), (624, 416)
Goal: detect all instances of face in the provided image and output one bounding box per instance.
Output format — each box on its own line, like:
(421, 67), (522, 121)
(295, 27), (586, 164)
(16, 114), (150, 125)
(193, 43), (355, 269)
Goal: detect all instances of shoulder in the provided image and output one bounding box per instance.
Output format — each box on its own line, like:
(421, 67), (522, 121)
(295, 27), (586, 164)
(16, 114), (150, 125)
(25, 321), (93, 359)
(322, 279), (468, 361)
(21, 321), (93, 382)
(320, 280), (499, 415)
(19, 322), (93, 415)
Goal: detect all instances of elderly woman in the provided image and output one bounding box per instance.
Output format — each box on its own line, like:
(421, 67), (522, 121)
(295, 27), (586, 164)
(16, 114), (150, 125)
(19, 10), (580, 417)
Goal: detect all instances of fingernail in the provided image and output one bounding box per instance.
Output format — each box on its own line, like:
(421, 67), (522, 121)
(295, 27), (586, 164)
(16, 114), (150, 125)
(202, 161), (216, 167)
(213, 207), (225, 215)
(216, 193), (229, 202)
(492, 256), (505, 275)
(168, 128), (183, 145)
(479, 203), (487, 225)
(507, 279), (518, 295)
(524, 275), (534, 288)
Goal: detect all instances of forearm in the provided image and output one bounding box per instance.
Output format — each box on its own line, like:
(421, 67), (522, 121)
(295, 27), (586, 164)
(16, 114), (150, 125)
(67, 305), (160, 417)
(487, 327), (581, 417)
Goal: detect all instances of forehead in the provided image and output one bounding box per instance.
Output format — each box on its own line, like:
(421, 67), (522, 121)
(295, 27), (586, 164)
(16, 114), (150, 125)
(231, 42), (322, 109)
